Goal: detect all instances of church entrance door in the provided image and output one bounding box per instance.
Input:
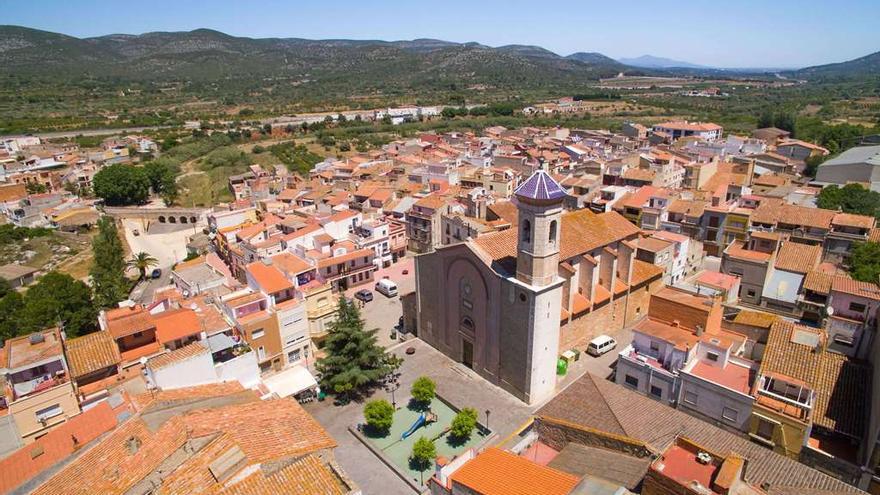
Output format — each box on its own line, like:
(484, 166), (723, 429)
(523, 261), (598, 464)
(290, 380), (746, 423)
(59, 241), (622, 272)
(461, 339), (473, 369)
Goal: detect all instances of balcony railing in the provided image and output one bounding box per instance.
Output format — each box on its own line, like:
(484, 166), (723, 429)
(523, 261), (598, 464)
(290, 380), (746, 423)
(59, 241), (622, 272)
(757, 375), (814, 410)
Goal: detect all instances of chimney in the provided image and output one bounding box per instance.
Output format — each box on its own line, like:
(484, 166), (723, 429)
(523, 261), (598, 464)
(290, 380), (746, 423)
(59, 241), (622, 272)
(695, 324), (704, 336)
(671, 320), (680, 328)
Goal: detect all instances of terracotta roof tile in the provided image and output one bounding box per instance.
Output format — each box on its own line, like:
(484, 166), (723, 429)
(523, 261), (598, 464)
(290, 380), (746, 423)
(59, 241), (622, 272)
(774, 242), (821, 274)
(831, 213), (875, 229)
(245, 261), (294, 294)
(65, 331), (121, 379)
(105, 306), (156, 339)
(218, 454), (348, 495)
(184, 400), (336, 463)
(831, 277), (880, 301)
(450, 448), (579, 495)
(146, 342), (210, 371)
(0, 401), (119, 494)
(154, 308), (202, 344)
(803, 271), (834, 295)
(538, 374), (860, 493)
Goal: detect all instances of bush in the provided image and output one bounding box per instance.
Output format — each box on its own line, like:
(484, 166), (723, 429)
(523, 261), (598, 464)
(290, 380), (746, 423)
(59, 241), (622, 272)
(410, 436), (436, 471)
(450, 407), (478, 440)
(411, 376), (436, 405)
(252, 144), (266, 154)
(363, 399), (395, 434)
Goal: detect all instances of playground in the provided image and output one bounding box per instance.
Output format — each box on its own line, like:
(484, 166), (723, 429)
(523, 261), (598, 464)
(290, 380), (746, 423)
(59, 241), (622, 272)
(361, 396), (489, 487)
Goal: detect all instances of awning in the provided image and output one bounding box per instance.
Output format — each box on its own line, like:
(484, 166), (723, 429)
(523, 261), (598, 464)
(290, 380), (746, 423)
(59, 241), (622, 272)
(262, 365), (318, 398)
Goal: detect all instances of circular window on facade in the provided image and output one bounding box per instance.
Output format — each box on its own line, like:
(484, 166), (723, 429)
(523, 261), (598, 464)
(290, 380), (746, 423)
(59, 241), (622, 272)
(519, 292), (527, 302)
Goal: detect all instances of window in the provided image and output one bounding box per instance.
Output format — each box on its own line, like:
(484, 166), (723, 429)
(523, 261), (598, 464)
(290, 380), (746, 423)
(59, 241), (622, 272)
(133, 332), (143, 338)
(649, 341), (660, 352)
(650, 386), (662, 398)
(252, 329), (265, 340)
(522, 219), (531, 243)
(849, 302), (867, 313)
(624, 375), (639, 388)
(35, 404), (62, 423)
(257, 346), (266, 361)
(746, 289), (756, 298)
(549, 220), (557, 243)
(288, 348), (301, 362)
(722, 407), (738, 422)
(684, 391), (698, 405)
(756, 419), (775, 440)
(706, 351), (719, 362)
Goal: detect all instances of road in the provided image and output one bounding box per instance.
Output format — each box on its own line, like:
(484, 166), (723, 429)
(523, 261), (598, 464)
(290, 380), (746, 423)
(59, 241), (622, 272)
(122, 219), (199, 303)
(344, 257), (415, 348)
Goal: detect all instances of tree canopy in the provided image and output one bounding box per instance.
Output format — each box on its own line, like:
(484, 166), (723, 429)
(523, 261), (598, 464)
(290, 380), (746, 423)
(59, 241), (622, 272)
(144, 159), (179, 206)
(363, 399), (395, 434)
(410, 376), (436, 406)
(0, 272), (97, 343)
(449, 407), (479, 441)
(92, 164), (151, 206)
(850, 242), (880, 283)
(817, 183), (880, 219)
(90, 216), (129, 308)
(315, 298), (401, 399)
(410, 437), (436, 472)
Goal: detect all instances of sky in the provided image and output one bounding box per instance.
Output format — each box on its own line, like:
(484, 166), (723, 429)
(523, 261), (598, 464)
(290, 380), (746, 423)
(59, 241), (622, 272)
(3, 0), (879, 68)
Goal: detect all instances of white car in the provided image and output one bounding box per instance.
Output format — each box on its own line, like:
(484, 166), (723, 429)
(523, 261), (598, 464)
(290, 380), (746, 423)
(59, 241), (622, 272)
(587, 335), (617, 357)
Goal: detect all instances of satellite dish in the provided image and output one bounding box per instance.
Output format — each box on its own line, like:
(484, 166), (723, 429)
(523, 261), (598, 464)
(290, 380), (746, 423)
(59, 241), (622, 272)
(826, 307), (834, 316)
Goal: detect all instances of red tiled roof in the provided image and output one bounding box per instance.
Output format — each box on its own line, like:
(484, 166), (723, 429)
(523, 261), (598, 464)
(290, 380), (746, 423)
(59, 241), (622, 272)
(246, 261), (294, 294)
(0, 402), (120, 494)
(449, 448), (579, 495)
(154, 308), (202, 344)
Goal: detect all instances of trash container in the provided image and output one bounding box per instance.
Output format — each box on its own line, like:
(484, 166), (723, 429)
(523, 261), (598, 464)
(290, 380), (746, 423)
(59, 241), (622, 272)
(572, 349), (581, 361)
(556, 358), (568, 375)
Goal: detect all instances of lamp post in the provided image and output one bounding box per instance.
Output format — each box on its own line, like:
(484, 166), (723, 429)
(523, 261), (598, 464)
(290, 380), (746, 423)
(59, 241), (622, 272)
(387, 381), (400, 409)
(485, 409), (491, 431)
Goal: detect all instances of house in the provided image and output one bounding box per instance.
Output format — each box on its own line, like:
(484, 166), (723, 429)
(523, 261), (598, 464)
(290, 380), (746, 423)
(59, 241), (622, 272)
(752, 127), (791, 145)
(615, 287), (748, 405)
(0, 263), (38, 288)
(406, 194), (448, 253)
(144, 338), (259, 390)
(749, 320), (868, 481)
(1, 329), (81, 444)
(63, 330), (122, 399)
(537, 373), (863, 494)
(29, 383), (358, 495)
(652, 121), (723, 142)
(776, 139), (829, 161)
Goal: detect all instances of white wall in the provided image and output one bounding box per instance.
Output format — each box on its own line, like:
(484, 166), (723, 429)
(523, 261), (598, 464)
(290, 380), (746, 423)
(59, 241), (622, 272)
(215, 351), (261, 388)
(149, 353), (217, 390)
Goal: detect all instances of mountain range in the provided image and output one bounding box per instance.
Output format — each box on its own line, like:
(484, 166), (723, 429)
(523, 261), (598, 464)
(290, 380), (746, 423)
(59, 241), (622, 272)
(0, 25), (877, 89)
(618, 55), (707, 69)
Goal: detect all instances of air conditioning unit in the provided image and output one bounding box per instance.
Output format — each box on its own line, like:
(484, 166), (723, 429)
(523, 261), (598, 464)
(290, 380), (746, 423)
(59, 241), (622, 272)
(696, 452), (712, 464)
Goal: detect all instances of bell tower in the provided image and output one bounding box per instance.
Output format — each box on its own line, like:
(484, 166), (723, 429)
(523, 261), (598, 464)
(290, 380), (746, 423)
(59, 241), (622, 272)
(514, 170), (565, 286)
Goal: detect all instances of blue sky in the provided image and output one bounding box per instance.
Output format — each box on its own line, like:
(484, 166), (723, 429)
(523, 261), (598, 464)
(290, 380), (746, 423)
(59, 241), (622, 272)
(3, 0), (878, 68)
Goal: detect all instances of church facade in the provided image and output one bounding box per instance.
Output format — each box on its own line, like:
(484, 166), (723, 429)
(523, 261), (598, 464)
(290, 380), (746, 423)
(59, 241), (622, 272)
(410, 170), (663, 404)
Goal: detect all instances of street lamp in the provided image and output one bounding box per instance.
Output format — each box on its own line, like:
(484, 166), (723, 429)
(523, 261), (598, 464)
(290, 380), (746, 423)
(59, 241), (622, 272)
(387, 380), (400, 409)
(485, 409), (491, 431)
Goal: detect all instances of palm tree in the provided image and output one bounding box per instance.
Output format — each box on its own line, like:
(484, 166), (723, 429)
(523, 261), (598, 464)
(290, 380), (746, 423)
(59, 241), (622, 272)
(127, 252), (159, 280)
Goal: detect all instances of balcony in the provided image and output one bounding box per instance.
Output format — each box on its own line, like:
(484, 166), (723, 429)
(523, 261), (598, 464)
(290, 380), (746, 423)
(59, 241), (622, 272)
(755, 374), (813, 422)
(828, 229), (868, 241)
(10, 371), (69, 401)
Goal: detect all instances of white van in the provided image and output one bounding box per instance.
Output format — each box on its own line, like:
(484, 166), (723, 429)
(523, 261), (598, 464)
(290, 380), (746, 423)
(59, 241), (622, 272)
(375, 279), (398, 297)
(587, 335), (617, 357)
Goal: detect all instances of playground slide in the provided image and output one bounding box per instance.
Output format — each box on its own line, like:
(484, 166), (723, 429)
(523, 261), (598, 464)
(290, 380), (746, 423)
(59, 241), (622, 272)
(401, 413), (426, 440)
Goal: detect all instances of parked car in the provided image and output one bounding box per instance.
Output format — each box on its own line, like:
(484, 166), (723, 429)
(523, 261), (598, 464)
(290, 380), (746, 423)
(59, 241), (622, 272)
(150, 268), (162, 279)
(354, 289), (373, 302)
(587, 335), (617, 357)
(375, 279), (398, 297)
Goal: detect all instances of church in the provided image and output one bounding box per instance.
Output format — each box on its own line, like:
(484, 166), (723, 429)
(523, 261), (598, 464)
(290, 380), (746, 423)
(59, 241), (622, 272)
(409, 170), (663, 404)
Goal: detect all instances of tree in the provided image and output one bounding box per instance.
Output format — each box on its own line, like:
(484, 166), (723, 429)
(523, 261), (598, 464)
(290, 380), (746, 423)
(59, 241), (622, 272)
(90, 217), (129, 308)
(817, 184), (880, 219)
(410, 437), (436, 472)
(850, 242), (880, 283)
(410, 376), (436, 406)
(449, 407), (479, 440)
(127, 252), (159, 280)
(92, 164), (151, 206)
(363, 399), (395, 434)
(26, 182), (48, 194)
(0, 291), (24, 344)
(143, 159), (179, 206)
(315, 299), (401, 399)
(18, 272), (97, 337)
